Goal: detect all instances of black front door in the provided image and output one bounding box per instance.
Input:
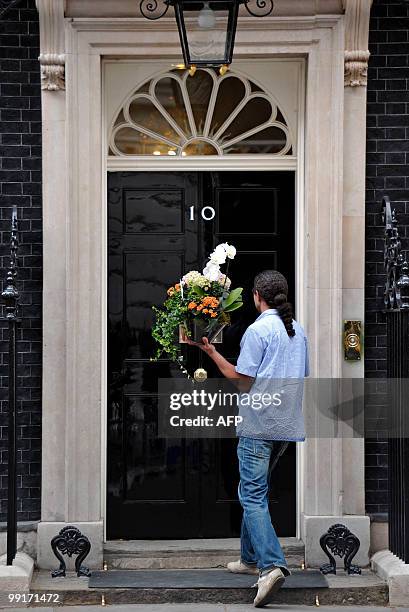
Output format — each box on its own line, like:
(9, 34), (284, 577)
(107, 171), (296, 539)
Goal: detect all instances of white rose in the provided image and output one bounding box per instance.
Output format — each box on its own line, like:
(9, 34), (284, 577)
(203, 262), (220, 282)
(225, 244), (236, 259)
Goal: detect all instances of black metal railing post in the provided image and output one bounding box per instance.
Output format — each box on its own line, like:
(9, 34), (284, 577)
(382, 195), (409, 564)
(1, 205), (20, 565)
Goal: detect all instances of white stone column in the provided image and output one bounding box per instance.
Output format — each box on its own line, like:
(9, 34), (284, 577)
(36, 0), (103, 570)
(342, 83), (367, 519)
(342, 0), (371, 537)
(301, 0), (372, 568)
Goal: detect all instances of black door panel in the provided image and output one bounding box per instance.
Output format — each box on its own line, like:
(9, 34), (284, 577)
(107, 171), (296, 539)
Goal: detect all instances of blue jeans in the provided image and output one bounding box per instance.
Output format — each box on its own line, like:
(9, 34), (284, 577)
(237, 436), (291, 576)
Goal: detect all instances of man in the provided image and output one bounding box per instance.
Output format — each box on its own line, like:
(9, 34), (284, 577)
(188, 270), (309, 608)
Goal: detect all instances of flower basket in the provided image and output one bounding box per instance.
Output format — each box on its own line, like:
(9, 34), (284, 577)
(152, 243), (243, 373)
(179, 320), (227, 344)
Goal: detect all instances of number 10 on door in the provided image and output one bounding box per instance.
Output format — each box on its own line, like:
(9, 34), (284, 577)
(190, 206), (215, 221)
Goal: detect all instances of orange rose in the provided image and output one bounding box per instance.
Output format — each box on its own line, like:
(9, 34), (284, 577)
(188, 302), (197, 310)
(175, 283), (181, 292)
(167, 287), (175, 296)
(210, 312), (217, 318)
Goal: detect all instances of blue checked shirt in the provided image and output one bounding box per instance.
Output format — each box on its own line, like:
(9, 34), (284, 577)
(235, 309), (309, 441)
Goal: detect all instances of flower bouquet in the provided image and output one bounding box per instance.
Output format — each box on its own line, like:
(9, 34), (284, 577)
(152, 243), (243, 363)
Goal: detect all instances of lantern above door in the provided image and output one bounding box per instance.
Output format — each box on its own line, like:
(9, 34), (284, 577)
(174, 0), (240, 68)
(140, 1), (274, 69)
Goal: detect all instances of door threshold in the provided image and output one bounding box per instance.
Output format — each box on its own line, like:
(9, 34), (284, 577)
(104, 537), (303, 552)
(103, 538), (305, 570)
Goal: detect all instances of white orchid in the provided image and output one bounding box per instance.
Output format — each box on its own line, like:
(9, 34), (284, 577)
(225, 243), (236, 259)
(203, 262), (221, 282)
(202, 243), (237, 283)
(210, 244), (227, 265)
(207, 243), (236, 265)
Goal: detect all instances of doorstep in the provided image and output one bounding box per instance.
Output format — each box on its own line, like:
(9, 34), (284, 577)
(28, 568), (388, 607)
(103, 538), (304, 570)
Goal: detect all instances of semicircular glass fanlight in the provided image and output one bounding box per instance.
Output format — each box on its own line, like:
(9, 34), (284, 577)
(110, 68), (293, 157)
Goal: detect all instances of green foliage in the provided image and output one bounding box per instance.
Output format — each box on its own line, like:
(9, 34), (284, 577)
(223, 301), (243, 313)
(222, 287), (243, 308)
(151, 301), (186, 362)
(221, 287), (243, 315)
(190, 285), (206, 297)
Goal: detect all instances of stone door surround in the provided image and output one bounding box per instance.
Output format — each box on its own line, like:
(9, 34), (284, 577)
(35, 0), (372, 568)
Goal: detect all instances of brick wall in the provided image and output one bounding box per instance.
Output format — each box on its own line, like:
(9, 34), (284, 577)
(365, 0), (409, 517)
(0, 0), (41, 521)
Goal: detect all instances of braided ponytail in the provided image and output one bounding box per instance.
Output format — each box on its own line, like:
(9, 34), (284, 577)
(273, 292), (295, 337)
(253, 271), (295, 337)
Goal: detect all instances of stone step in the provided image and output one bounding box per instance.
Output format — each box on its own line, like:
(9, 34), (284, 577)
(28, 568), (388, 607)
(103, 538), (305, 570)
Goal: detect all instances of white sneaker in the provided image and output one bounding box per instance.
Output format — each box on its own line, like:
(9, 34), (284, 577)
(253, 567), (285, 607)
(227, 559), (259, 575)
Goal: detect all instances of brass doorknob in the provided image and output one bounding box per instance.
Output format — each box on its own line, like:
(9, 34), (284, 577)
(194, 368), (207, 382)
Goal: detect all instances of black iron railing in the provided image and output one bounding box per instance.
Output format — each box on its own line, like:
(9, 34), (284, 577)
(382, 195), (409, 563)
(1, 205), (20, 565)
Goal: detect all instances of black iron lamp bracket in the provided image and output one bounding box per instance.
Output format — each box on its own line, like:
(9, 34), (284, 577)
(242, 0), (274, 17)
(140, 0), (170, 20)
(140, 0), (274, 21)
(319, 523), (361, 576)
(50, 526), (92, 578)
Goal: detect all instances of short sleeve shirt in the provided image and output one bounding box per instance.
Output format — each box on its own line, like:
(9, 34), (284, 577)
(235, 309), (309, 441)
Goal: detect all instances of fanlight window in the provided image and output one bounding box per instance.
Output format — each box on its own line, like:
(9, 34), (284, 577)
(109, 69), (293, 157)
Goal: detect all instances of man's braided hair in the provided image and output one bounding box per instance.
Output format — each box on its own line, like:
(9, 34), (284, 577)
(253, 270), (295, 337)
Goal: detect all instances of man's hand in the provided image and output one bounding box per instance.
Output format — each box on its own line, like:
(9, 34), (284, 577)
(184, 335), (216, 356)
(185, 334), (252, 386)
(199, 337), (217, 355)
